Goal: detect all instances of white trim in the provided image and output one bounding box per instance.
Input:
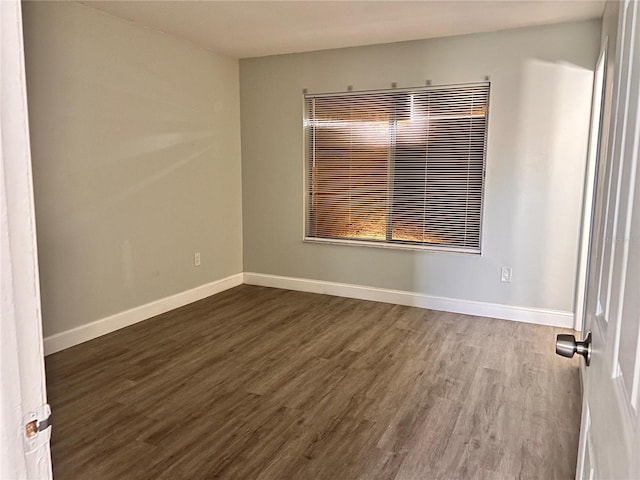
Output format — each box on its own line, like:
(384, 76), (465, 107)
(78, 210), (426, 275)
(243, 272), (574, 328)
(43, 273), (243, 355)
(574, 44), (607, 333)
(302, 236), (480, 255)
(44, 271), (574, 356)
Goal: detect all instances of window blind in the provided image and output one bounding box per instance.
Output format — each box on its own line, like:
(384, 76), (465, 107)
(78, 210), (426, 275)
(304, 82), (489, 253)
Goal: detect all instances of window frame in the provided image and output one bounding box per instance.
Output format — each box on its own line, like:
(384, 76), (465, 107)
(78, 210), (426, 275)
(302, 82), (490, 255)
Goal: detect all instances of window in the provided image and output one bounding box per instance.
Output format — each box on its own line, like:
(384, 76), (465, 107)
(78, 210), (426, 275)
(304, 82), (489, 253)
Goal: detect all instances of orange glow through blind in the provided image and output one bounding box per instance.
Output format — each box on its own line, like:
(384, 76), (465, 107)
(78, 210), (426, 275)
(305, 83), (489, 253)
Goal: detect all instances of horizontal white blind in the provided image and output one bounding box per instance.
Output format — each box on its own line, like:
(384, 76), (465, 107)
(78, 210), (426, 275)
(305, 83), (489, 252)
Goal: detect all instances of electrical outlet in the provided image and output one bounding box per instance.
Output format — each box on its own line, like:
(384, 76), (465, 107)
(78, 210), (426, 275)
(501, 267), (512, 283)
(194, 252), (201, 267)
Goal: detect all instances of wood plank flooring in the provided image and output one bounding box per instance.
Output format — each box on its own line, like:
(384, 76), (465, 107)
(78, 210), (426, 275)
(45, 285), (582, 479)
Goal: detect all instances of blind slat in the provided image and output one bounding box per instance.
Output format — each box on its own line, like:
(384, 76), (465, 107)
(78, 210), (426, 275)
(305, 82), (489, 252)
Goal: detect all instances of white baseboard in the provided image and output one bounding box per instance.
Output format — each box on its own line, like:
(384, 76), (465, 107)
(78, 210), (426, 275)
(243, 272), (574, 329)
(43, 273), (243, 355)
(44, 271), (573, 355)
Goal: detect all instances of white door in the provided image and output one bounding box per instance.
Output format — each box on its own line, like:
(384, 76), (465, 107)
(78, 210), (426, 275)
(573, 1), (640, 478)
(0, 0), (52, 478)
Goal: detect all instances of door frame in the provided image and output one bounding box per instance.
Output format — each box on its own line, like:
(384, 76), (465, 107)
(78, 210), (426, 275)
(574, 42), (608, 333)
(0, 0), (52, 478)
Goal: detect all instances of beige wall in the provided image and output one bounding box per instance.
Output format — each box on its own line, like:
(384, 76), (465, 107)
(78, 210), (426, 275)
(23, 2), (243, 337)
(240, 20), (601, 313)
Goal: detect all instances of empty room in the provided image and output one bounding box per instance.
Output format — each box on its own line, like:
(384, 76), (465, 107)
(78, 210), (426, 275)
(2, 0), (639, 479)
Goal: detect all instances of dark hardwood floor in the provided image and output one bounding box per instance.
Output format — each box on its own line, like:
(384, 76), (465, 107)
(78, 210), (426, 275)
(45, 285), (581, 479)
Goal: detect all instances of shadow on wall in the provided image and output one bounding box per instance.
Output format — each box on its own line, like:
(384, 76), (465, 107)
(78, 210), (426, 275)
(504, 58), (593, 308)
(24, 0), (242, 338)
(40, 66), (219, 237)
(36, 52), (220, 301)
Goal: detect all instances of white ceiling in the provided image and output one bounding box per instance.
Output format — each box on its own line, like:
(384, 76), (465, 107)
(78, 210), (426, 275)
(80, 0), (605, 59)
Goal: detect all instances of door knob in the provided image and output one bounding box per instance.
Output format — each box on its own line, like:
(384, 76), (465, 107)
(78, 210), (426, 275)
(556, 331), (592, 366)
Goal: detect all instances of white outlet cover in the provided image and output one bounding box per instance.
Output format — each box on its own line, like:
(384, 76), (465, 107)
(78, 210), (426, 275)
(501, 267), (512, 283)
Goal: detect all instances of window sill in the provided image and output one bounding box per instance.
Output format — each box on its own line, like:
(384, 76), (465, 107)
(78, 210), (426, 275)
(303, 236), (481, 255)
